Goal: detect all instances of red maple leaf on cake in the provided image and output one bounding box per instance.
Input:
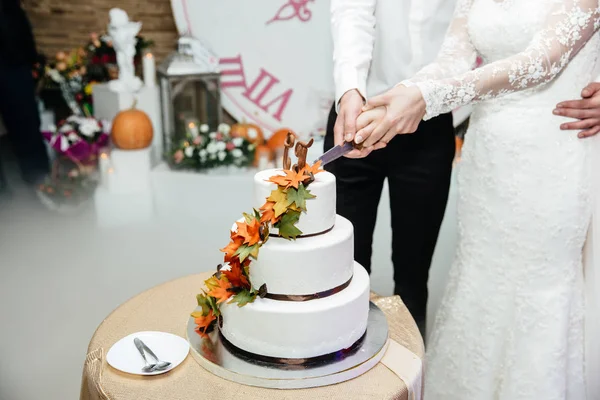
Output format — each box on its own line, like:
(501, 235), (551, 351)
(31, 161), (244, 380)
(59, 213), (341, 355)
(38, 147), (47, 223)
(223, 258), (251, 289)
(207, 276), (234, 304)
(268, 169), (306, 189)
(192, 309), (216, 338)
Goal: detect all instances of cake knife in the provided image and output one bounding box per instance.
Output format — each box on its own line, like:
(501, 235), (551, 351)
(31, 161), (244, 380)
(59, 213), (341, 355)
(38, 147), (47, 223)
(315, 141), (363, 166)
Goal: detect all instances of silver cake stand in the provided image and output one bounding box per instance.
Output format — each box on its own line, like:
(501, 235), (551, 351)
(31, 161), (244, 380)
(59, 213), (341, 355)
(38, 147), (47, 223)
(186, 302), (389, 389)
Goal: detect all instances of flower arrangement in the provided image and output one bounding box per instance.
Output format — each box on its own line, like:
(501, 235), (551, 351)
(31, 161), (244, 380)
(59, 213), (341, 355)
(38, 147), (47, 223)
(42, 116), (109, 163)
(37, 116), (109, 211)
(192, 161), (323, 338)
(170, 123), (256, 171)
(39, 32), (153, 119)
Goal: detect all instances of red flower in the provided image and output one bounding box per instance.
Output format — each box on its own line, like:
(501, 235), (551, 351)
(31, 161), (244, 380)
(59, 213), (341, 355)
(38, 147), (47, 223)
(226, 142), (235, 151)
(215, 133), (224, 141)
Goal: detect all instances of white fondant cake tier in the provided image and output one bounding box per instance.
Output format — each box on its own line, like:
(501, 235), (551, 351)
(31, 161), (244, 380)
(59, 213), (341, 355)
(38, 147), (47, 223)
(254, 169), (336, 236)
(251, 215), (354, 296)
(220, 263), (370, 359)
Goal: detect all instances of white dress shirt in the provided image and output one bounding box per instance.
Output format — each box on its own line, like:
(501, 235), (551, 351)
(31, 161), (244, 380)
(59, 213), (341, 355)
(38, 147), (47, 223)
(331, 0), (458, 108)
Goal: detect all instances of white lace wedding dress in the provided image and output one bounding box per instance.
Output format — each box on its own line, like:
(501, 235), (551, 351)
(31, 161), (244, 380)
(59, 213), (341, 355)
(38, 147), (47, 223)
(400, 0), (600, 398)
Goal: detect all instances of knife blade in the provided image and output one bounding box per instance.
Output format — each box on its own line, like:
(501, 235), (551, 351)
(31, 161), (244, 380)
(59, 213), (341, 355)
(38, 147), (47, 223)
(315, 141), (362, 166)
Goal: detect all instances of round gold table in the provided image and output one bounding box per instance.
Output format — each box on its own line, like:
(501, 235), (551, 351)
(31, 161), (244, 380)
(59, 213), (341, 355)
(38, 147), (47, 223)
(80, 272), (424, 400)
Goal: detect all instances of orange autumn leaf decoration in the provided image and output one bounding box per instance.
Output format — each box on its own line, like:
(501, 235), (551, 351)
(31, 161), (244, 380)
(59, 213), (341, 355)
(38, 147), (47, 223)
(207, 276), (234, 303)
(221, 235), (244, 262)
(192, 310), (216, 338)
(268, 168), (306, 189)
(260, 201), (279, 225)
(235, 218), (261, 246)
(300, 160), (323, 177)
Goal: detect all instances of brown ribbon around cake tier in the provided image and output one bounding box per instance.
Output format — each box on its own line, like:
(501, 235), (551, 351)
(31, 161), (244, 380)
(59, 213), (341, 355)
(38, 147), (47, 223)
(269, 224), (334, 239)
(265, 276), (353, 301)
(219, 329), (366, 368)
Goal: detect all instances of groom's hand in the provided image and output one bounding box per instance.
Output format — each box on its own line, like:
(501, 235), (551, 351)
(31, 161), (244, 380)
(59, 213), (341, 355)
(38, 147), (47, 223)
(334, 90), (364, 147)
(554, 82), (600, 138)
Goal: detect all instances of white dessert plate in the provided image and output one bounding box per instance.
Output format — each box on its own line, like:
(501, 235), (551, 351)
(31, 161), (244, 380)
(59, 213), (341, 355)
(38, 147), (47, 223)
(107, 331), (190, 376)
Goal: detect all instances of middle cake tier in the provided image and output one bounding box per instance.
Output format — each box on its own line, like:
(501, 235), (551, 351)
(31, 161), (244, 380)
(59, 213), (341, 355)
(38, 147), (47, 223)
(250, 214), (354, 296)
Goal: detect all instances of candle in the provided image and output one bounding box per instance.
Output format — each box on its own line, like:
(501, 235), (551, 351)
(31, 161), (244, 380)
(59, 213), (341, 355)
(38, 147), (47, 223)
(106, 167), (117, 192)
(143, 53), (156, 87)
(188, 122), (200, 138)
(99, 152), (110, 188)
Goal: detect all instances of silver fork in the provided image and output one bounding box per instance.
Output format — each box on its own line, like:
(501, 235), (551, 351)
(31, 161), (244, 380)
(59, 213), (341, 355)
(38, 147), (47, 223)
(137, 338), (172, 371)
(134, 338), (157, 372)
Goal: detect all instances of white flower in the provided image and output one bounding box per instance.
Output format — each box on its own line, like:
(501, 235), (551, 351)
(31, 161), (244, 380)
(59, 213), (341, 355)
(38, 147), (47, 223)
(232, 149), (243, 158)
(59, 124), (74, 133)
(218, 123), (231, 135)
(232, 137), (244, 147)
(209, 132), (217, 139)
(199, 149), (208, 158)
(200, 124), (209, 133)
(216, 141), (227, 151)
(218, 151), (226, 161)
(67, 132), (79, 142)
(184, 146), (194, 157)
(79, 119), (100, 137)
(210, 153), (216, 160)
(48, 124), (57, 132)
(246, 127), (258, 140)
(247, 144), (255, 151)
(206, 142), (218, 154)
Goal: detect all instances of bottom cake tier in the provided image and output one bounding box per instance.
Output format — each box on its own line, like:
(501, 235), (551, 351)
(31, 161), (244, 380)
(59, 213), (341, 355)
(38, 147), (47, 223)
(220, 262), (370, 359)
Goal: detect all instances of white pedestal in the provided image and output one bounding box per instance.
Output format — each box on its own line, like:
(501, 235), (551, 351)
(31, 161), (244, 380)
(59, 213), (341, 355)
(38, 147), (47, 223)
(92, 83), (163, 165)
(94, 148), (155, 227)
(107, 148), (152, 193)
(151, 163), (255, 222)
(94, 187), (154, 228)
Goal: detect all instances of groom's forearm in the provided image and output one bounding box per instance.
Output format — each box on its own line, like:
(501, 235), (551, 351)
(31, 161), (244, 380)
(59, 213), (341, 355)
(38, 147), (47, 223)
(331, 0), (377, 111)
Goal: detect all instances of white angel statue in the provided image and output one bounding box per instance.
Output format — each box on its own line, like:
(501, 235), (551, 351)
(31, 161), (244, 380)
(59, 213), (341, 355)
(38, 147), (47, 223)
(107, 8), (143, 93)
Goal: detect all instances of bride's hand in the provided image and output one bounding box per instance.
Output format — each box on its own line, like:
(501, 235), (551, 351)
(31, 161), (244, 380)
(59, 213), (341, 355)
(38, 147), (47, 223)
(343, 106), (386, 158)
(356, 84), (427, 148)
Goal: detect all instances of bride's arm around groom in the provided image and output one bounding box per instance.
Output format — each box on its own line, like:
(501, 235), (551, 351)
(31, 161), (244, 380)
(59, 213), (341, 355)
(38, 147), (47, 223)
(350, 0), (600, 150)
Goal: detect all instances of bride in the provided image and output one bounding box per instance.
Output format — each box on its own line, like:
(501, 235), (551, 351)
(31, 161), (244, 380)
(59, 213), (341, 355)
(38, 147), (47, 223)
(349, 0), (600, 398)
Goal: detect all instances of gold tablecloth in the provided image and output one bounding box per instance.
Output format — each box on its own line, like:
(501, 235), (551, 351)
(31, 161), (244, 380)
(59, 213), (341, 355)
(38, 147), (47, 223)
(80, 272), (424, 400)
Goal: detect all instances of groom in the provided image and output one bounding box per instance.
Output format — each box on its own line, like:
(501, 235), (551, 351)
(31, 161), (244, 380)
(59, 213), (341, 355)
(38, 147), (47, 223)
(326, 0), (458, 333)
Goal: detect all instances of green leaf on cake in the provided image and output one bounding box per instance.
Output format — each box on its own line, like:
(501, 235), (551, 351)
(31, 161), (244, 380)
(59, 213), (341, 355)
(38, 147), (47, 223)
(207, 295), (220, 316)
(235, 243), (260, 262)
(196, 291), (220, 317)
(229, 289), (257, 307)
(276, 210), (302, 240)
(267, 187), (293, 217)
(286, 183), (315, 211)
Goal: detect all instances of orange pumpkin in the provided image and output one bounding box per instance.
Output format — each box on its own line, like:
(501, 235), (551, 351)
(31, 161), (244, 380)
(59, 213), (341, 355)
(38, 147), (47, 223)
(267, 129), (294, 151)
(254, 144), (274, 166)
(231, 122), (264, 145)
(111, 106), (153, 150)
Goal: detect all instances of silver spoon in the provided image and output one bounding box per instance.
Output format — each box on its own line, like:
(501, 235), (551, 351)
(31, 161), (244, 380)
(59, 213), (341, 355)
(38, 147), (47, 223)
(133, 338), (157, 372)
(137, 338), (171, 371)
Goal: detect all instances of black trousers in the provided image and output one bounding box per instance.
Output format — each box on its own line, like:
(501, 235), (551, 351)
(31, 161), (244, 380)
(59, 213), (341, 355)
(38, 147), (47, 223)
(0, 60), (49, 183)
(324, 105), (455, 322)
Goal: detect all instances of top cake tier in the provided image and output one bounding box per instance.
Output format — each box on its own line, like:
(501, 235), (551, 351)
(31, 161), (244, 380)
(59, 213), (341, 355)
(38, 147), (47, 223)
(254, 169), (336, 236)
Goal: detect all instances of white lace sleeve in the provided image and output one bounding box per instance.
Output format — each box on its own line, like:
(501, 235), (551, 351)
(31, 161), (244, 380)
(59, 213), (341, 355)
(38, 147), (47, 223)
(403, 0), (478, 84)
(407, 0), (600, 121)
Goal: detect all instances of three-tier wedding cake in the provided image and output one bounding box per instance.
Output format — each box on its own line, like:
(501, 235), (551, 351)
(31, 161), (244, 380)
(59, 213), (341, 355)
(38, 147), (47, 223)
(220, 168), (370, 359)
(192, 156), (370, 363)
